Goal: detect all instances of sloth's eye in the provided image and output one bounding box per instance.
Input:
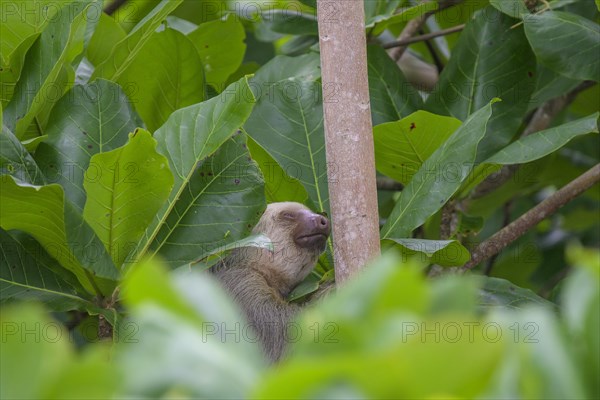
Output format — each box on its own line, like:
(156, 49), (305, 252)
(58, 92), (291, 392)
(280, 212), (295, 220)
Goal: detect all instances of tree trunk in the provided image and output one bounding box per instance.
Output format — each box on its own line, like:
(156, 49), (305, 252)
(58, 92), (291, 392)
(317, 0), (381, 283)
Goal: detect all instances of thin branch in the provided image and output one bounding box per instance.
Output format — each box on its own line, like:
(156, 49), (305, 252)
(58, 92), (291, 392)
(470, 80), (597, 200)
(419, 28), (445, 72)
(388, 0), (463, 61)
(384, 24), (465, 49)
(104, 0), (128, 16)
(462, 163), (600, 271)
(483, 200), (513, 275)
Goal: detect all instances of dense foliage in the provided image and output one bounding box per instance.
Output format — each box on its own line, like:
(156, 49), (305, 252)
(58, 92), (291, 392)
(1, 0), (598, 398)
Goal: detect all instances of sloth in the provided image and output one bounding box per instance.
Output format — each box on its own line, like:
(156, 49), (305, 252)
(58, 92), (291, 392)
(211, 202), (331, 362)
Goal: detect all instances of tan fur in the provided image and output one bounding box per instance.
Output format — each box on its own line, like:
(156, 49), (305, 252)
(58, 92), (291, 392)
(211, 202), (330, 361)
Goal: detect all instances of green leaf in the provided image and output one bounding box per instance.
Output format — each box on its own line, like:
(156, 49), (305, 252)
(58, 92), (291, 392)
(91, 0), (183, 82)
(381, 100), (497, 239)
(369, 2), (439, 36)
(187, 14), (247, 91)
(244, 54), (329, 213)
(0, 0), (54, 58)
(120, 258), (266, 398)
(477, 277), (556, 310)
(3, 1), (96, 138)
(0, 123), (45, 185)
(374, 111), (462, 185)
(110, 28), (205, 132)
(364, 0), (402, 28)
(367, 45), (424, 126)
(149, 133), (265, 268)
(426, 6), (536, 161)
(0, 176), (119, 294)
(261, 8), (318, 35)
(488, 308), (587, 399)
(0, 0), (61, 105)
(0, 304), (119, 399)
(83, 129), (173, 268)
(485, 112), (599, 165)
(460, 112), (599, 195)
(134, 78), (259, 268)
(34, 79), (142, 212)
(293, 253), (430, 358)
(489, 0), (530, 18)
(246, 136), (308, 203)
(529, 64), (581, 111)
(0, 34), (39, 106)
(385, 238), (470, 267)
(0, 304), (73, 399)
(524, 11), (600, 82)
(176, 233), (273, 271)
(0, 229), (90, 307)
(564, 245), (600, 398)
(86, 13), (126, 66)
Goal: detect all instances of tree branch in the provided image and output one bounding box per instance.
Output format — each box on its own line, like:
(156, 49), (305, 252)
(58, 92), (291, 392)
(383, 24), (465, 49)
(388, 0), (463, 61)
(462, 163), (600, 271)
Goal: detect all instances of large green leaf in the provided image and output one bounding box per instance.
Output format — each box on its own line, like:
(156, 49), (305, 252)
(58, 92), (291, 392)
(364, 0), (402, 28)
(134, 78), (259, 268)
(246, 136), (308, 203)
(83, 129), (173, 268)
(386, 238), (470, 267)
(367, 45), (424, 126)
(91, 0), (183, 81)
(374, 111), (462, 185)
(489, 0), (530, 17)
(0, 0), (59, 105)
(485, 112), (599, 164)
(458, 112), (599, 196)
(149, 133), (265, 268)
(563, 245), (600, 398)
(490, 0), (584, 18)
(0, 123), (45, 185)
(477, 277), (556, 310)
(381, 100), (497, 239)
(0, 229), (90, 308)
(369, 2), (439, 36)
(524, 11), (600, 82)
(119, 259), (266, 398)
(187, 14), (246, 91)
(3, 1), (97, 138)
(0, 176), (118, 295)
(176, 234), (274, 272)
(260, 8), (318, 36)
(34, 79), (142, 212)
(426, 6), (536, 161)
(0, 304), (120, 399)
(0, 34), (39, 106)
(244, 54), (329, 212)
(86, 13), (126, 66)
(111, 28), (205, 131)
(529, 64), (581, 111)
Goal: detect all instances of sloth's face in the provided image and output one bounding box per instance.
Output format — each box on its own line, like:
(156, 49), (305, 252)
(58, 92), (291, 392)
(282, 206), (330, 252)
(251, 202), (330, 290)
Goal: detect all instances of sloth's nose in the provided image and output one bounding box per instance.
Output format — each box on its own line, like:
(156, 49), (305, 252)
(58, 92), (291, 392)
(314, 214), (330, 235)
